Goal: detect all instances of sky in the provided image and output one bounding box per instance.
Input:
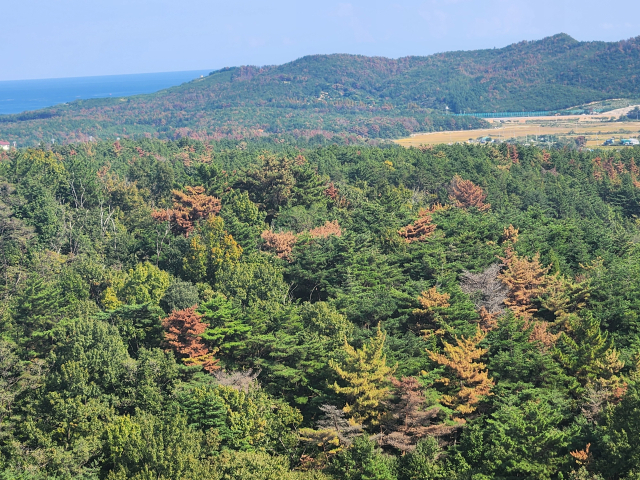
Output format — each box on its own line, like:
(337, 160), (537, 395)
(1, 0), (639, 81)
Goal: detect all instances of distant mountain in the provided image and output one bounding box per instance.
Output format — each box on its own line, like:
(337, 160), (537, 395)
(2, 33), (640, 145)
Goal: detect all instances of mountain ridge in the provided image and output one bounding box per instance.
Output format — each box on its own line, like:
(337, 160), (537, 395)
(1, 33), (639, 145)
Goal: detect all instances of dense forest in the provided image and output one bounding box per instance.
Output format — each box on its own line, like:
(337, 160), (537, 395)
(2, 33), (640, 145)
(1, 138), (640, 479)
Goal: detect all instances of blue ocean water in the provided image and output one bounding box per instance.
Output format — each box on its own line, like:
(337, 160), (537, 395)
(0, 70), (212, 115)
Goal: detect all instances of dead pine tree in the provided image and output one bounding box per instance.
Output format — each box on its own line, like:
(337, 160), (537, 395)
(460, 263), (508, 331)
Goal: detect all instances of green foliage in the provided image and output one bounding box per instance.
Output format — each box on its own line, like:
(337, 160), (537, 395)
(220, 189), (265, 251)
(103, 411), (210, 479)
(94, 303), (166, 356)
(101, 262), (170, 310)
(159, 278), (200, 313)
(198, 293), (250, 358)
(3, 138), (640, 479)
(328, 435), (397, 480)
(177, 384), (302, 453)
(11, 273), (65, 356)
(594, 385), (640, 478)
(396, 437), (443, 480)
(210, 450), (334, 480)
(458, 394), (575, 479)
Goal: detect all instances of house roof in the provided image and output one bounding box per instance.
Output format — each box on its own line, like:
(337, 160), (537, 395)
(0, 141), (10, 145)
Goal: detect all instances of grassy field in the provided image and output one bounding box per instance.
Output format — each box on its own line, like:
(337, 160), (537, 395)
(396, 119), (640, 148)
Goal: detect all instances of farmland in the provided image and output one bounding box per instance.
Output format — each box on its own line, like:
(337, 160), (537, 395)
(396, 116), (640, 148)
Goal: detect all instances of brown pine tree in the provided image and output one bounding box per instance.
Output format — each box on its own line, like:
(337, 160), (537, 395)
(508, 144), (520, 164)
(529, 321), (560, 351)
(496, 225), (550, 320)
(162, 307), (218, 372)
(260, 229), (298, 261)
(308, 220), (343, 239)
(427, 327), (494, 415)
(378, 377), (455, 452)
(449, 175), (490, 211)
(152, 186), (221, 236)
(325, 182), (339, 200)
(399, 213), (437, 243)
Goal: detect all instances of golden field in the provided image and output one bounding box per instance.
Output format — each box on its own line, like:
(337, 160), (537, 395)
(395, 109), (640, 148)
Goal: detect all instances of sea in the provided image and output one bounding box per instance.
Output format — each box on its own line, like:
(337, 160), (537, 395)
(0, 70), (212, 115)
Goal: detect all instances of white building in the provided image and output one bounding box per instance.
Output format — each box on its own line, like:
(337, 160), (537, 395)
(0, 141), (10, 151)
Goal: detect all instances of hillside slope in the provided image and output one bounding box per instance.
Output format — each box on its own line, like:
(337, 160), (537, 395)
(1, 33), (639, 144)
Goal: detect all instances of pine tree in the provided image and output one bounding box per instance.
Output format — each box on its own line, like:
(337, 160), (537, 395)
(183, 216), (242, 284)
(415, 287), (451, 312)
(427, 327), (493, 415)
(13, 274), (64, 356)
(460, 264), (509, 332)
(239, 153), (296, 219)
(299, 404), (364, 468)
(330, 325), (397, 425)
(556, 313), (625, 399)
(219, 189), (265, 251)
(449, 175), (490, 211)
(152, 185), (221, 236)
(198, 293), (251, 358)
(308, 220), (343, 239)
(260, 229), (298, 261)
(378, 377), (454, 453)
(162, 307), (218, 372)
(498, 227), (549, 319)
(399, 212), (436, 243)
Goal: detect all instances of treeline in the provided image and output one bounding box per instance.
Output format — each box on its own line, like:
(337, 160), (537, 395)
(1, 139), (640, 479)
(2, 34), (640, 145)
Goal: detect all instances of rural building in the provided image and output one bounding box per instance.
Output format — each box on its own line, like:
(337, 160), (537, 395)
(622, 138), (640, 146)
(0, 141), (10, 151)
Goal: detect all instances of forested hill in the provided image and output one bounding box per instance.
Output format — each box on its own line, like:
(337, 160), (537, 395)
(3, 139), (640, 479)
(1, 33), (640, 144)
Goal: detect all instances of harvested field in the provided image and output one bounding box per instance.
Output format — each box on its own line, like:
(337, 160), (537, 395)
(396, 119), (640, 148)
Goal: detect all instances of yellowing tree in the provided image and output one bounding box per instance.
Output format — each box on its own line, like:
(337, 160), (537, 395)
(498, 227), (549, 319)
(427, 327), (493, 415)
(329, 325), (397, 425)
(183, 216), (242, 284)
(415, 287), (451, 312)
(101, 262), (170, 309)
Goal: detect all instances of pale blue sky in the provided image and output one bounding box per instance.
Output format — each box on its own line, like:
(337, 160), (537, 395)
(1, 0), (639, 81)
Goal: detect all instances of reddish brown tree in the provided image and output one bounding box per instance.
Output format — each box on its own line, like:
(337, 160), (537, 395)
(325, 182), (339, 200)
(529, 320), (560, 351)
(509, 144), (520, 163)
(162, 306), (218, 372)
(262, 221), (342, 260)
(378, 377), (455, 452)
(308, 220), (343, 239)
(152, 186), (221, 236)
(261, 229), (298, 261)
(399, 213), (437, 243)
(449, 175), (490, 211)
